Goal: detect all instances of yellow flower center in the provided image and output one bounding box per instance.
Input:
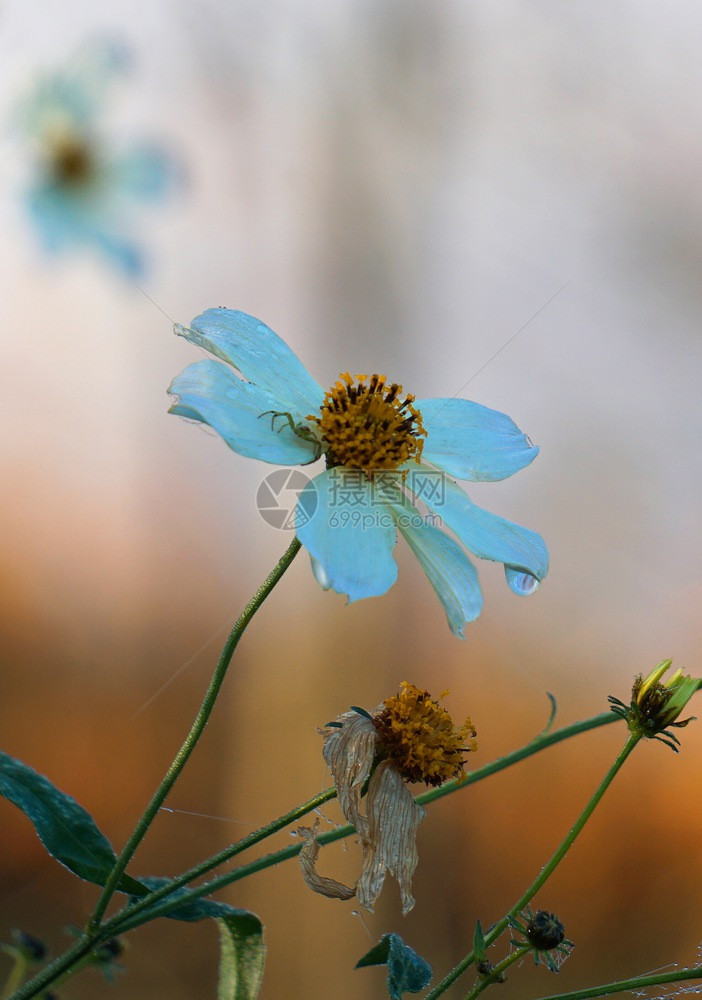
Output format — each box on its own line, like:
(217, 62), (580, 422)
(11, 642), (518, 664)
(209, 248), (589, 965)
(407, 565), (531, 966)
(373, 682), (477, 787)
(309, 372), (426, 475)
(49, 135), (95, 187)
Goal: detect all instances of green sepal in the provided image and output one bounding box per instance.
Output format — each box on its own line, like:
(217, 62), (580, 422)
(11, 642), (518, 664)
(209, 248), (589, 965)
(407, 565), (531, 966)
(544, 952), (559, 973)
(0, 749), (141, 893)
(356, 933), (432, 999)
(473, 920), (487, 962)
(350, 706), (373, 720)
(653, 735), (681, 753)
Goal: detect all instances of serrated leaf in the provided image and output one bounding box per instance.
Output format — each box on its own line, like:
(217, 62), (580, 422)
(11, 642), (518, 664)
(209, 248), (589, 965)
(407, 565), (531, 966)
(0, 749), (139, 891)
(356, 934), (431, 999)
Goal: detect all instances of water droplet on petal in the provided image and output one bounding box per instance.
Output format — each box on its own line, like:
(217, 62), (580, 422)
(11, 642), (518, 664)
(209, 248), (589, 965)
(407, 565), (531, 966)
(310, 555), (332, 590)
(505, 567), (541, 596)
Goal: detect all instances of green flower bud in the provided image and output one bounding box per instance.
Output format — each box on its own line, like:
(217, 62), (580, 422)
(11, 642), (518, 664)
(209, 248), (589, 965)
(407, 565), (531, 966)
(608, 660), (700, 750)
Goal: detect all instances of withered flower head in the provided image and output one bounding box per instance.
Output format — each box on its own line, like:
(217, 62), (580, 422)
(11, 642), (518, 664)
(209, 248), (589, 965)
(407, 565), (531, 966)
(299, 683), (476, 915)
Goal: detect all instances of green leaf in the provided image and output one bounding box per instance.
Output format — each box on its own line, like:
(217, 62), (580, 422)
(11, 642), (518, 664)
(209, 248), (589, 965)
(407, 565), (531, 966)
(216, 913), (265, 1000)
(129, 877), (256, 924)
(473, 919), (486, 961)
(0, 749), (139, 892)
(356, 935), (392, 968)
(356, 934), (432, 999)
(543, 692), (558, 734)
(129, 879), (264, 999)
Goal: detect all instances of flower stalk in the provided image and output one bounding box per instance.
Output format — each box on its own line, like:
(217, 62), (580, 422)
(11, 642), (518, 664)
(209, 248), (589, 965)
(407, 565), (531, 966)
(11, 711), (621, 998)
(532, 965), (702, 1000)
(462, 945), (531, 999)
(101, 711), (621, 939)
(425, 731), (641, 1000)
(94, 786), (338, 939)
(87, 536), (302, 933)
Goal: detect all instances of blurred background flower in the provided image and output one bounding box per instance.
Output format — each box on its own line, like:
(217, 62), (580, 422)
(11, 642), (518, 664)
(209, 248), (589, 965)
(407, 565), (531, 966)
(1, 2), (701, 999)
(13, 36), (181, 276)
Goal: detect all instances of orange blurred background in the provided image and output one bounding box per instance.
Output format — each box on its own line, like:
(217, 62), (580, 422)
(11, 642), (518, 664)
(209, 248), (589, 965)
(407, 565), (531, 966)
(2, 3), (702, 998)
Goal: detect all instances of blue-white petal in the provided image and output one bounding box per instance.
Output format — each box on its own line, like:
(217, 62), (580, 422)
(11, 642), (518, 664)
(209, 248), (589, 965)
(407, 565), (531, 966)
(415, 398), (539, 481)
(27, 185), (143, 276)
(168, 359), (321, 465)
(174, 309), (325, 418)
(19, 39), (130, 132)
(392, 509), (483, 638)
(297, 469), (398, 602)
(106, 144), (181, 202)
(423, 476), (548, 584)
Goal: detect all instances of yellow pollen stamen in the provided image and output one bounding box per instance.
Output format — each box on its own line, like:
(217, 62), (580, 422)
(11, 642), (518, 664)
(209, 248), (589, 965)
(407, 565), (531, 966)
(373, 682), (477, 787)
(308, 372), (426, 475)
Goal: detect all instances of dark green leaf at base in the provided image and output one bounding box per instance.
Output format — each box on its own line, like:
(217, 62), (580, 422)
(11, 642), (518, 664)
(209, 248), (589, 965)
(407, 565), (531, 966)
(0, 749), (138, 891)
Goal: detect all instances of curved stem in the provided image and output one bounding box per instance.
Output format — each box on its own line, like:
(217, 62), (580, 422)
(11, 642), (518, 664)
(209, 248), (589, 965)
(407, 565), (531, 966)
(104, 712), (621, 937)
(462, 946), (530, 1000)
(87, 537), (301, 932)
(7, 937), (96, 1000)
(11, 709), (622, 997)
(425, 732), (640, 1000)
(104, 786), (337, 936)
(532, 965), (702, 1000)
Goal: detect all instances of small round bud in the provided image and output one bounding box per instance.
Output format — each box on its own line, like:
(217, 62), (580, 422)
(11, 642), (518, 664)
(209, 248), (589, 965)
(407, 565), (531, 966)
(526, 910), (566, 951)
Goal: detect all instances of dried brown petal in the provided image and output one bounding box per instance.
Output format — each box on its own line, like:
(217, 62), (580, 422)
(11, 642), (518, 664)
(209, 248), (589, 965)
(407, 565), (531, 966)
(297, 824), (356, 901)
(357, 760), (426, 915)
(322, 711), (379, 839)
